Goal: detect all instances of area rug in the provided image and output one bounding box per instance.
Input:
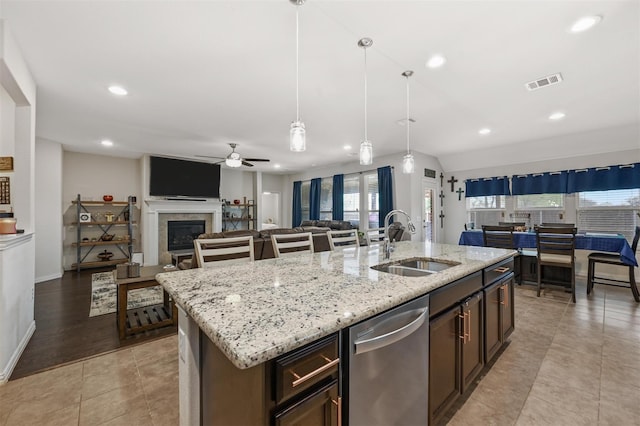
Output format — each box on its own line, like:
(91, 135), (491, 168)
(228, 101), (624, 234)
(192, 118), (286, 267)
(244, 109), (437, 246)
(89, 272), (164, 317)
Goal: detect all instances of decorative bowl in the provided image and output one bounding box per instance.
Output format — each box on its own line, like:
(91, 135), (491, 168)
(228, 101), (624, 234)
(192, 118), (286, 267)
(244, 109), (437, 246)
(97, 250), (113, 261)
(233, 199), (241, 205)
(103, 195), (114, 202)
(100, 234), (115, 241)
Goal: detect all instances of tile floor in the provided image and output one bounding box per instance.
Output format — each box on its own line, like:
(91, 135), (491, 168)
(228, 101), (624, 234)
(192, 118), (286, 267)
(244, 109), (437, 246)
(1, 278), (638, 426)
(0, 336), (178, 426)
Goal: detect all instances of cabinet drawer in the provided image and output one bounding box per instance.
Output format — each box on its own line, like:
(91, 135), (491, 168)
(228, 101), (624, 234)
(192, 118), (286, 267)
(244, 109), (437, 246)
(484, 257), (514, 286)
(430, 272), (482, 318)
(275, 334), (339, 405)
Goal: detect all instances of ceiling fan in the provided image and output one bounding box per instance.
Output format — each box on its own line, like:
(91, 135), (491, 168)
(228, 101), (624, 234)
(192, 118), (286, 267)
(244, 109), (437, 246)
(197, 143), (270, 168)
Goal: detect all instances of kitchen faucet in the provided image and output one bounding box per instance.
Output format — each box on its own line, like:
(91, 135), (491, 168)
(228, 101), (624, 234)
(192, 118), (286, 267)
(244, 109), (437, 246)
(383, 209), (416, 259)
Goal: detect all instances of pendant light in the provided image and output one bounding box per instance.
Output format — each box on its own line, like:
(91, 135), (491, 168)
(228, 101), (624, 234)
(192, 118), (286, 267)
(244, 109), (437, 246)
(358, 38), (373, 165)
(401, 70), (415, 174)
(290, 0), (306, 152)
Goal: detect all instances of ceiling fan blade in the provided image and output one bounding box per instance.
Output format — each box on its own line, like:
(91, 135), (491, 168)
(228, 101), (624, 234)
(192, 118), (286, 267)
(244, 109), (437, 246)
(195, 154), (225, 160)
(241, 160), (255, 167)
(243, 158), (270, 162)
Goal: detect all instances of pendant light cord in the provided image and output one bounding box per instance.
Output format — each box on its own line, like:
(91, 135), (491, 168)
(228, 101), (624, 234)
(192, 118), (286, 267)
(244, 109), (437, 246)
(364, 47), (368, 141)
(296, 6), (300, 121)
(406, 74), (410, 154)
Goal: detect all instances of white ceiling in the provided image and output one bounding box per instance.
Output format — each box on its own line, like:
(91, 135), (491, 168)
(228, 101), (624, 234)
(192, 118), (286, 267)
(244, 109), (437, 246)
(1, 0), (638, 173)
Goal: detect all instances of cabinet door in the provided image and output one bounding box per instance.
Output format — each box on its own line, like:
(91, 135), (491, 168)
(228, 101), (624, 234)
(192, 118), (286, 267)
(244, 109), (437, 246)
(274, 379), (339, 426)
(429, 306), (461, 424)
(460, 292), (484, 393)
(484, 281), (502, 363)
(500, 277), (515, 340)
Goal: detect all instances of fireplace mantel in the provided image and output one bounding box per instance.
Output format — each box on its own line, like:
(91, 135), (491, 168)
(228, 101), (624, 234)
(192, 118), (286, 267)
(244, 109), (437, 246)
(142, 198), (222, 266)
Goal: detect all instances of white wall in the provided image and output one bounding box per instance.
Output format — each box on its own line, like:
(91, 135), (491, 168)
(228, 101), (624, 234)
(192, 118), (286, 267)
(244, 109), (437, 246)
(219, 169), (254, 204)
(62, 151), (142, 270)
(0, 19), (36, 382)
(35, 138), (63, 282)
(0, 85), (15, 156)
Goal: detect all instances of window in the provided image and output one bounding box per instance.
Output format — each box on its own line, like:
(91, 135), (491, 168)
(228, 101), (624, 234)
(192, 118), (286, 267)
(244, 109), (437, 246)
(343, 175), (360, 227)
(364, 173), (379, 229)
(578, 189), (640, 242)
(319, 178), (333, 220)
(515, 193), (565, 226)
(300, 181), (310, 222)
(467, 195), (506, 228)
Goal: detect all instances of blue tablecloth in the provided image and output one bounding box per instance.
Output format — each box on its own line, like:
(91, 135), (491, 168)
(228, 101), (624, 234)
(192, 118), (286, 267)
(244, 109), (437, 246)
(459, 230), (638, 267)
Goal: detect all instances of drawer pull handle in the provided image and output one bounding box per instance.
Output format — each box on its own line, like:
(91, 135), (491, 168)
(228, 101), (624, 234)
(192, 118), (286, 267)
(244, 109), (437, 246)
(291, 356), (340, 388)
(494, 266), (510, 273)
(332, 396), (342, 426)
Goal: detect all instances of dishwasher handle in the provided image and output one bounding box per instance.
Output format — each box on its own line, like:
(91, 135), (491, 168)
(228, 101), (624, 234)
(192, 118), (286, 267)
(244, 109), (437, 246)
(353, 307), (429, 355)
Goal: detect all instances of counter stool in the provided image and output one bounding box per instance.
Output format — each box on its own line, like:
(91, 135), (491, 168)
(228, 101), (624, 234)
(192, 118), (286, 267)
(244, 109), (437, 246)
(587, 226), (640, 302)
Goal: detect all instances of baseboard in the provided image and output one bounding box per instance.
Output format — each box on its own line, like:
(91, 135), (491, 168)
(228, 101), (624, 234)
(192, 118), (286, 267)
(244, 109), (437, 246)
(0, 321), (36, 384)
(35, 271), (63, 284)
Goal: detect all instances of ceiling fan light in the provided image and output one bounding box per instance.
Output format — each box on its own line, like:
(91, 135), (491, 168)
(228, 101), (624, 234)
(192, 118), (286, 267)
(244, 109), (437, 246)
(402, 153), (415, 174)
(359, 140), (373, 165)
(225, 157), (242, 168)
(290, 121), (306, 152)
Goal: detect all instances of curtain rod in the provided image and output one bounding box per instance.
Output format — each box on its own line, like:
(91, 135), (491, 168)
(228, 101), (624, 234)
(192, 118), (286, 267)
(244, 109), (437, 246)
(299, 166), (394, 182)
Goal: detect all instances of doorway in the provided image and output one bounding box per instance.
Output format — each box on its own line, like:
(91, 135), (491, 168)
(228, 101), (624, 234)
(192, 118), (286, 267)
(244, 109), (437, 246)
(422, 180), (436, 242)
(261, 192), (280, 229)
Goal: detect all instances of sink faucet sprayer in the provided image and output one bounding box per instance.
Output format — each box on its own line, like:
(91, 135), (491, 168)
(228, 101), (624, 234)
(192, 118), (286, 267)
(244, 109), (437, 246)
(383, 209), (416, 259)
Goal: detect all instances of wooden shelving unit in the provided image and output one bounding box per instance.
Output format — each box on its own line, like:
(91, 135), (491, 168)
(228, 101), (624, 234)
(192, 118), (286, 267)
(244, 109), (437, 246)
(222, 201), (256, 231)
(70, 194), (136, 272)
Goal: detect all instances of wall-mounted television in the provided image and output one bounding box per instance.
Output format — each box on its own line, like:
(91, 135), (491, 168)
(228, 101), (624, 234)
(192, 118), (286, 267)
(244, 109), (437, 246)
(150, 156), (221, 198)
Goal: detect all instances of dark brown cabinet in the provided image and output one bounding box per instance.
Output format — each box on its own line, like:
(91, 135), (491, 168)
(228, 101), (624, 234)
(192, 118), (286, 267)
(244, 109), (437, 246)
(274, 380), (339, 426)
(201, 332), (340, 426)
(484, 267), (515, 362)
(429, 290), (484, 425)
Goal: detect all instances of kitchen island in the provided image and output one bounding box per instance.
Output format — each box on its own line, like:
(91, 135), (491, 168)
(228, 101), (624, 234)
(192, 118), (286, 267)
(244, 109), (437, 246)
(156, 241), (516, 425)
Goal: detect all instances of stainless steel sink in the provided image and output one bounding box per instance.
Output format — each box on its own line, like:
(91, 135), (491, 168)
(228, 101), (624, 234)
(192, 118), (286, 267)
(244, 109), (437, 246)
(372, 257), (460, 277)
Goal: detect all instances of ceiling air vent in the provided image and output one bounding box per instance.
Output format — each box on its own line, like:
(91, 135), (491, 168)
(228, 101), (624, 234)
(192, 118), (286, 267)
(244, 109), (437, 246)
(525, 73), (563, 91)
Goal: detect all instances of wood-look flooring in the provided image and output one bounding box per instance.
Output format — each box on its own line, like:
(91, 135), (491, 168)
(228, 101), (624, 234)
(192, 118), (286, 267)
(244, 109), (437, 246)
(11, 267), (176, 380)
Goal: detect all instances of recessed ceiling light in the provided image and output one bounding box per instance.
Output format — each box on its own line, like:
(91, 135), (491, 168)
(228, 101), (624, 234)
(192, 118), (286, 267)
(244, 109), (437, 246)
(478, 128), (491, 135)
(426, 55), (446, 69)
(343, 145), (352, 150)
(108, 85), (128, 96)
(100, 139), (113, 147)
(274, 164), (281, 169)
(569, 15), (602, 33)
(549, 112), (566, 121)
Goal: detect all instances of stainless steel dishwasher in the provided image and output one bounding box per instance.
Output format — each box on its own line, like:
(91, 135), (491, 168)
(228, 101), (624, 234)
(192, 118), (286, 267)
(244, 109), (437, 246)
(348, 293), (429, 426)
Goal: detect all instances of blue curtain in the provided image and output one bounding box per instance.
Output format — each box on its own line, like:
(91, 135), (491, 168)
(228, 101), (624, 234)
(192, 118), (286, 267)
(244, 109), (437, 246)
(332, 174), (344, 220)
(292, 181), (302, 227)
(465, 176), (510, 197)
(309, 178), (321, 220)
(512, 171), (568, 195)
(567, 163), (640, 193)
(378, 166), (394, 228)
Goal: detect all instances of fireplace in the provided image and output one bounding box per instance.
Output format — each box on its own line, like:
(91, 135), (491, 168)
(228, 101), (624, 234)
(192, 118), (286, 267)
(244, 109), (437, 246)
(168, 220), (206, 251)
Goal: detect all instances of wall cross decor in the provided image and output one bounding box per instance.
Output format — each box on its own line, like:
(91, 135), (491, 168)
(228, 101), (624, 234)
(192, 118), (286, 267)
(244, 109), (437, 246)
(439, 210), (445, 228)
(439, 172), (444, 187)
(447, 176), (458, 192)
(456, 187), (464, 201)
(439, 190), (445, 207)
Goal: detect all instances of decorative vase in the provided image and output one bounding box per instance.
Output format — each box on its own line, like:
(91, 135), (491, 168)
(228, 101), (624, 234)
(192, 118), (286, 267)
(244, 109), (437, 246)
(103, 195), (114, 202)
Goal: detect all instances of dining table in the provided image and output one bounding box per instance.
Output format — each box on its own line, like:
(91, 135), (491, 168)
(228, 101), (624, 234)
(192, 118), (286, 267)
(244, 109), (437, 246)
(458, 230), (638, 267)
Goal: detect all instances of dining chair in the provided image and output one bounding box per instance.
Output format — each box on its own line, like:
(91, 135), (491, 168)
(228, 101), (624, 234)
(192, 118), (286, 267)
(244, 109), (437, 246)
(587, 226), (640, 302)
(535, 226), (577, 302)
(327, 229), (359, 250)
(366, 227), (385, 246)
(194, 236), (255, 267)
(482, 225), (516, 249)
(498, 222), (526, 227)
(271, 232), (314, 257)
(540, 222), (575, 228)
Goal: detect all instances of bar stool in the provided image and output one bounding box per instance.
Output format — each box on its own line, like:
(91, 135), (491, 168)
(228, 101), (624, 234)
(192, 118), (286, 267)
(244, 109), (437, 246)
(587, 226), (640, 302)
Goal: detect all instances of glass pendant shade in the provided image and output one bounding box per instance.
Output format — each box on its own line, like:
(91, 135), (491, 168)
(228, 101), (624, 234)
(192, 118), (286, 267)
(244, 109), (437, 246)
(290, 121), (306, 152)
(402, 153), (415, 174)
(225, 152), (242, 168)
(359, 140), (373, 165)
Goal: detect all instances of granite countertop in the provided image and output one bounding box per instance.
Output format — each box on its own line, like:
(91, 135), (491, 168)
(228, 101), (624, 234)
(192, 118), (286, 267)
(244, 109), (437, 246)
(156, 242), (514, 369)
